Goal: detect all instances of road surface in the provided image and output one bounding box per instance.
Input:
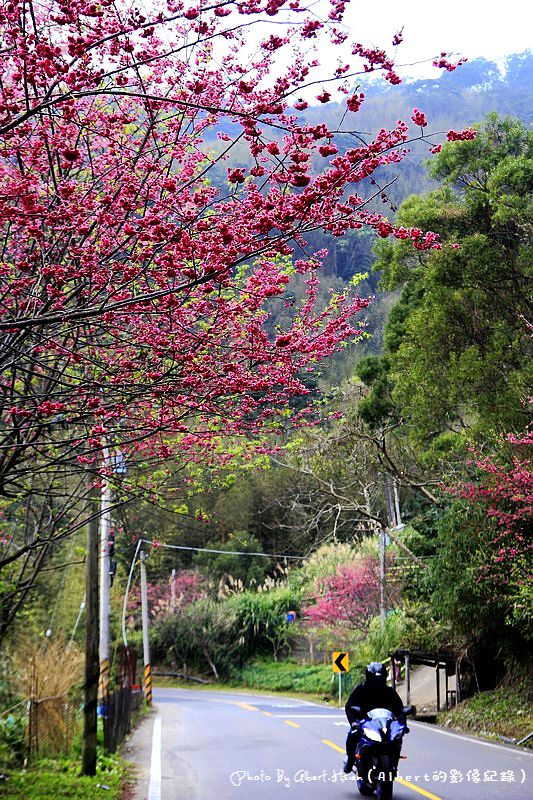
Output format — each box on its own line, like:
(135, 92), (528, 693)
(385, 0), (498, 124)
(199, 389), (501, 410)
(125, 687), (532, 800)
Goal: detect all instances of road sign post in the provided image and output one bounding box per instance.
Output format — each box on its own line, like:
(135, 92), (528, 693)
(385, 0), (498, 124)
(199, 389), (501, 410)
(332, 652), (349, 707)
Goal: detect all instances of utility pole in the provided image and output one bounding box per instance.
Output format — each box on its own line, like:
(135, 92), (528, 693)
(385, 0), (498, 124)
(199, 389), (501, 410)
(379, 528), (386, 632)
(170, 567), (176, 611)
(82, 478), (99, 776)
(393, 479), (402, 529)
(98, 447), (111, 719)
(379, 474), (398, 633)
(140, 551), (152, 705)
(380, 475), (405, 632)
(384, 474), (397, 528)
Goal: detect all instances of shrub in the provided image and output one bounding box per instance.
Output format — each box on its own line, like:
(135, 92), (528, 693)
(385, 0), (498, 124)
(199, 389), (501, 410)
(127, 569), (208, 627)
(228, 585), (302, 660)
(0, 714), (25, 768)
(291, 542), (359, 593)
(151, 584), (302, 676)
(151, 598), (241, 679)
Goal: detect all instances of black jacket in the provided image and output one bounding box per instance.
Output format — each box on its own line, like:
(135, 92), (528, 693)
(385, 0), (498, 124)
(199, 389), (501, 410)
(345, 682), (405, 724)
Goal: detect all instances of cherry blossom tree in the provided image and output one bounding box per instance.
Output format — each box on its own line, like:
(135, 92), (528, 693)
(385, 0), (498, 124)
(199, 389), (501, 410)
(459, 432), (532, 587)
(127, 569), (208, 625)
(430, 430), (532, 651)
(302, 556), (384, 633)
(0, 0), (469, 637)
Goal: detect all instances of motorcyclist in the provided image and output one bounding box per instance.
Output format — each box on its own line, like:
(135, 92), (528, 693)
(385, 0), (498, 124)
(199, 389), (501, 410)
(343, 661), (406, 773)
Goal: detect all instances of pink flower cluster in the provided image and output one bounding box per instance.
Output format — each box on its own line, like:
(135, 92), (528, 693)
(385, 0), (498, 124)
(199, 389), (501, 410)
(347, 92), (365, 113)
(433, 53), (468, 71)
(411, 108), (427, 128)
(128, 570), (208, 626)
(446, 128), (477, 141)
(457, 432), (532, 581)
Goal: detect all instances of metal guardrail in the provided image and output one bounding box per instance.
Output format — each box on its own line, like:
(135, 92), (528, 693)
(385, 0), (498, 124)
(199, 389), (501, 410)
(516, 731), (533, 747)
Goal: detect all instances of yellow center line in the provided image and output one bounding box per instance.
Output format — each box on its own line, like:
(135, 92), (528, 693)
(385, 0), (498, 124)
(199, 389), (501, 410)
(262, 711), (272, 717)
(322, 740), (442, 800)
(322, 738), (344, 753)
(233, 702), (259, 712)
(397, 779), (443, 800)
(284, 720), (300, 728)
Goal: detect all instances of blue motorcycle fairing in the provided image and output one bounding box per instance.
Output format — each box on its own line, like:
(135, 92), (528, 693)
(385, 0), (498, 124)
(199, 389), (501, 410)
(359, 709), (407, 742)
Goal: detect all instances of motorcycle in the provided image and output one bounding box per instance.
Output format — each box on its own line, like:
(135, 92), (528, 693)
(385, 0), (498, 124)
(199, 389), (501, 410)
(348, 704), (413, 800)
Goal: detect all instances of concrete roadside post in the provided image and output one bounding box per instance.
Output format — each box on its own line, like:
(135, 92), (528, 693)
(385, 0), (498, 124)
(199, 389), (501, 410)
(82, 478), (100, 776)
(140, 550), (152, 705)
(98, 447), (111, 720)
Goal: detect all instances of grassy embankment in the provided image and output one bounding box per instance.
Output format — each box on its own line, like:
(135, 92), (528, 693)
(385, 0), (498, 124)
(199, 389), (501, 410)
(155, 657), (361, 704)
(437, 684), (533, 746)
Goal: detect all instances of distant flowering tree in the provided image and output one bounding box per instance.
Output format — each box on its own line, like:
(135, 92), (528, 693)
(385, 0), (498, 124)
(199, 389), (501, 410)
(0, 0), (470, 637)
(302, 556), (382, 633)
(459, 432), (533, 586)
(127, 569), (208, 626)
(430, 431), (532, 644)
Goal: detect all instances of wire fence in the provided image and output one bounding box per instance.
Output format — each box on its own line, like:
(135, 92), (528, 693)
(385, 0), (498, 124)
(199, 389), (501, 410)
(1, 643), (143, 764)
(28, 695), (77, 758)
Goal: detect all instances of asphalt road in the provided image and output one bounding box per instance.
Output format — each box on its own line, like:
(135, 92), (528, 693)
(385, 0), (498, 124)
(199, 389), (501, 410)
(125, 687), (532, 800)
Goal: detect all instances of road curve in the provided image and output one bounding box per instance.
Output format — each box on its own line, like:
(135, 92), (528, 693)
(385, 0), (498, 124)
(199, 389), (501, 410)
(124, 687), (532, 800)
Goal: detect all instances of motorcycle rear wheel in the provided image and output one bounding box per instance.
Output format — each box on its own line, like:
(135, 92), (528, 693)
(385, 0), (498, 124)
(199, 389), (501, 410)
(357, 777), (375, 796)
(376, 754), (394, 800)
(376, 782), (393, 800)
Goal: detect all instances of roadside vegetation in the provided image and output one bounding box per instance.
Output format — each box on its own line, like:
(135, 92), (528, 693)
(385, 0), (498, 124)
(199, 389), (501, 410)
(0, 637), (140, 799)
(1, 0), (531, 788)
(2, 754), (130, 800)
(437, 682), (533, 747)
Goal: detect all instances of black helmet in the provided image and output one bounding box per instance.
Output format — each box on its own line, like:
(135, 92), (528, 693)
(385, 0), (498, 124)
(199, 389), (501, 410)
(365, 661), (387, 687)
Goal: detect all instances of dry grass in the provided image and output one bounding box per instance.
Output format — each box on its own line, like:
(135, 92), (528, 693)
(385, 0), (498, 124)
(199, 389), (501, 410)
(13, 637), (83, 701)
(10, 636), (84, 756)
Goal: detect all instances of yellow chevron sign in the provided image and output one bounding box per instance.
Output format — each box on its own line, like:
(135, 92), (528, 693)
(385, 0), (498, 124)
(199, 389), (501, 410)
(332, 652), (349, 673)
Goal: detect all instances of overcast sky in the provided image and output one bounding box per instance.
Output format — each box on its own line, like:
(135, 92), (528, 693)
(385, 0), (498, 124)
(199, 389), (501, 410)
(339, 0), (532, 77)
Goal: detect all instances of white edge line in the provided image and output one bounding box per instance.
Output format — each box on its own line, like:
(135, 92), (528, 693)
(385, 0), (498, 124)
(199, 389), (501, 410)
(148, 715), (162, 800)
(411, 721), (533, 756)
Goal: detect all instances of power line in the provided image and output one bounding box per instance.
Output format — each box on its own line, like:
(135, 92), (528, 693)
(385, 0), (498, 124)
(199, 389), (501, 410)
(139, 538), (304, 561)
